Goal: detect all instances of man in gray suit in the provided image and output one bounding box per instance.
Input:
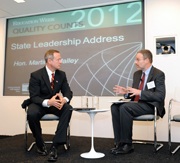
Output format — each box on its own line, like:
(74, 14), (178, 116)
(110, 49), (165, 155)
(28, 49), (73, 162)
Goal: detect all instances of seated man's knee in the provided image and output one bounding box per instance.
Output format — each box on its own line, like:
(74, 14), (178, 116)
(27, 111), (39, 121)
(27, 104), (41, 121)
(119, 104), (131, 115)
(111, 104), (119, 114)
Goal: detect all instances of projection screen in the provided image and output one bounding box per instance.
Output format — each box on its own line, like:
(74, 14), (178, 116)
(4, 0), (144, 96)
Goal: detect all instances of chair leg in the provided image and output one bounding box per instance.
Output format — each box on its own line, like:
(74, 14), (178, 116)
(133, 113), (163, 152)
(27, 142), (36, 151)
(64, 124), (70, 150)
(154, 143), (163, 152)
(168, 117), (172, 154)
(25, 117), (29, 151)
(25, 118), (70, 152)
(171, 145), (180, 155)
(169, 121), (180, 155)
(133, 140), (163, 152)
(25, 118), (36, 152)
(153, 112), (163, 152)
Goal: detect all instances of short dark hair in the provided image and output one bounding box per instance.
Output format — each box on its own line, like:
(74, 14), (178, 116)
(44, 49), (60, 63)
(137, 49), (153, 63)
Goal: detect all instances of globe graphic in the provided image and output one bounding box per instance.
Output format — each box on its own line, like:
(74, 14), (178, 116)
(69, 42), (142, 96)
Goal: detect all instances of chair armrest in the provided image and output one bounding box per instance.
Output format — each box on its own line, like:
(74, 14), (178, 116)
(21, 98), (31, 109)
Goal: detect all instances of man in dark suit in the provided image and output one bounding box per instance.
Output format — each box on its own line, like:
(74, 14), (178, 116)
(28, 49), (73, 162)
(110, 49), (166, 155)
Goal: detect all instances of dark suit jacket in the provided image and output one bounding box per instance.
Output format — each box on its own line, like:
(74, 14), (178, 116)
(29, 67), (73, 106)
(132, 66), (166, 118)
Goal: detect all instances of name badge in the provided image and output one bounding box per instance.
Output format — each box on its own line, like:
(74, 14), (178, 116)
(147, 81), (155, 89)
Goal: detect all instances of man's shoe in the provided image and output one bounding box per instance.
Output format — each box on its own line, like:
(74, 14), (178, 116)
(37, 145), (48, 156)
(112, 144), (134, 155)
(48, 146), (58, 162)
(110, 143), (124, 153)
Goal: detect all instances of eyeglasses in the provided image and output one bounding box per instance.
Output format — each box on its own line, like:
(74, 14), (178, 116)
(135, 58), (147, 62)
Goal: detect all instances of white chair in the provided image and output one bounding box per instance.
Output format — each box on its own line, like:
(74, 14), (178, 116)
(168, 86), (180, 154)
(133, 107), (163, 152)
(21, 99), (70, 152)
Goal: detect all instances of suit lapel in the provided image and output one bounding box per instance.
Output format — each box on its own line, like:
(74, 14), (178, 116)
(53, 70), (61, 91)
(146, 66), (154, 82)
(42, 67), (52, 93)
(145, 66), (154, 90)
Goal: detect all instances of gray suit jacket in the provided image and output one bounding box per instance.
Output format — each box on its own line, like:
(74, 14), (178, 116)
(132, 66), (166, 118)
(29, 67), (73, 106)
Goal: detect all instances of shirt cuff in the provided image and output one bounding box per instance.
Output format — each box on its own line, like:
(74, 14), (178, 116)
(63, 97), (69, 103)
(42, 99), (50, 107)
(140, 91), (142, 99)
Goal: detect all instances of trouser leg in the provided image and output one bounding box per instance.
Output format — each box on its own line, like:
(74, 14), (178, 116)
(111, 102), (154, 144)
(51, 103), (73, 144)
(111, 103), (122, 144)
(27, 103), (46, 147)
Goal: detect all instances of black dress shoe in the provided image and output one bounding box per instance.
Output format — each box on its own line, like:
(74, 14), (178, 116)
(48, 146), (58, 162)
(112, 143), (134, 155)
(110, 143), (124, 153)
(37, 145), (48, 156)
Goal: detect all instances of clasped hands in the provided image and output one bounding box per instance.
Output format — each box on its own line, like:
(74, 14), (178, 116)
(48, 93), (66, 110)
(113, 85), (141, 97)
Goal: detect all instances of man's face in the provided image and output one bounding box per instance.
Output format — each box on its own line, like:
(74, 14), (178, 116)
(49, 52), (62, 71)
(134, 52), (147, 71)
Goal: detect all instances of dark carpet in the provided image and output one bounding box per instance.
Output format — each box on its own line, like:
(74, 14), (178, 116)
(0, 134), (179, 163)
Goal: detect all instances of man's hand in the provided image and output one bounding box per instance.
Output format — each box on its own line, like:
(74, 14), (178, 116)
(113, 85), (128, 95)
(127, 87), (141, 97)
(48, 94), (66, 110)
(58, 94), (67, 110)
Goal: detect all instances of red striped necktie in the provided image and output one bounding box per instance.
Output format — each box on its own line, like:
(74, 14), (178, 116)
(50, 73), (55, 90)
(134, 72), (145, 101)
